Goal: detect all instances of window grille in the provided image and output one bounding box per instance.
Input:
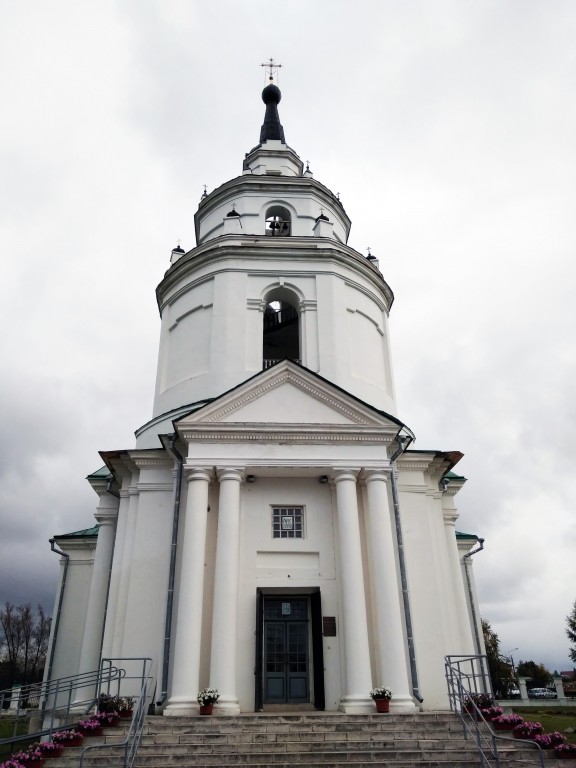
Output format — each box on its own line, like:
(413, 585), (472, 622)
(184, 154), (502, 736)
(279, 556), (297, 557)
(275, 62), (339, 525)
(272, 507), (304, 538)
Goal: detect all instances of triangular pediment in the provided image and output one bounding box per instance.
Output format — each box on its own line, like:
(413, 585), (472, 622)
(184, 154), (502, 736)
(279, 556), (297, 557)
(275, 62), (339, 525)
(175, 361), (403, 443)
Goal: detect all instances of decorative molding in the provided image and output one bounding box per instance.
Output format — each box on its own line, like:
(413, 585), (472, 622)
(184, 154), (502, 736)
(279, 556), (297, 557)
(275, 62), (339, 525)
(169, 303), (213, 332)
(179, 427), (393, 444)
(179, 365), (398, 430)
(135, 482), (174, 492)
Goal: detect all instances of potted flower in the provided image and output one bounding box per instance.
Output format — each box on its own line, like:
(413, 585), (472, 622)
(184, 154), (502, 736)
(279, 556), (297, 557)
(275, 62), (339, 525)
(462, 692), (493, 716)
(36, 742), (64, 760)
(479, 706), (503, 721)
(0, 759), (27, 768)
(77, 718), (104, 737)
(491, 713), (524, 731)
(51, 729), (84, 748)
(97, 693), (120, 713)
(197, 688), (220, 715)
(555, 743), (576, 759)
(370, 687), (392, 713)
(117, 696), (134, 719)
(11, 748), (44, 768)
(534, 732), (565, 750)
(512, 721), (543, 740)
(93, 710), (119, 727)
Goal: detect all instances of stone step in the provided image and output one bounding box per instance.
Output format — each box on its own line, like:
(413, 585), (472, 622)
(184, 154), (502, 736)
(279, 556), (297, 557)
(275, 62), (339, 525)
(31, 713), (576, 768)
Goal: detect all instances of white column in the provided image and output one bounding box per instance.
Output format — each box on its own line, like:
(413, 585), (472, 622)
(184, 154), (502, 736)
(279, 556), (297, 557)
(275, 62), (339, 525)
(101, 487), (130, 658)
(74, 492), (118, 705)
(334, 469), (373, 712)
(364, 470), (416, 710)
(111, 482), (140, 656)
(209, 467), (243, 713)
(443, 509), (475, 653)
(165, 467), (211, 715)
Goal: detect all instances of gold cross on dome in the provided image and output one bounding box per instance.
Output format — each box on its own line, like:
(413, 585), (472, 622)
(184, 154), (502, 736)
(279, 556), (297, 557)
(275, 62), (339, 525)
(260, 57), (283, 82)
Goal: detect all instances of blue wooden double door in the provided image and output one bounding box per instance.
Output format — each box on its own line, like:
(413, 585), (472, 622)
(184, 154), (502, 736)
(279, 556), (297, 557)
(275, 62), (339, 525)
(255, 591), (325, 709)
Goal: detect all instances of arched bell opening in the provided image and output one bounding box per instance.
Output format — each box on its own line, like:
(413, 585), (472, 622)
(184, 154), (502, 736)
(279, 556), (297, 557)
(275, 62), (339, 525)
(263, 288), (300, 369)
(265, 205), (291, 237)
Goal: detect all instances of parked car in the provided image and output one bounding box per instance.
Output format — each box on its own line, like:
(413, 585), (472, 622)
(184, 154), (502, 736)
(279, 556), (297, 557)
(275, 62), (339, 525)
(528, 687), (557, 699)
(508, 687), (521, 698)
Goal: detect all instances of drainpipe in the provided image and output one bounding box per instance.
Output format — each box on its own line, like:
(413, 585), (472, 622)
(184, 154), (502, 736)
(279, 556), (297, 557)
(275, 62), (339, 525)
(158, 434), (184, 706)
(45, 540), (70, 686)
(97, 476), (119, 665)
(463, 538), (489, 690)
(106, 474), (120, 499)
(389, 431), (424, 703)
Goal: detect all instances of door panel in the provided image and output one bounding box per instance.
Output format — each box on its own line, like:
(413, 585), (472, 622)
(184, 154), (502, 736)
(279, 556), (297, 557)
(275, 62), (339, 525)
(263, 598), (309, 704)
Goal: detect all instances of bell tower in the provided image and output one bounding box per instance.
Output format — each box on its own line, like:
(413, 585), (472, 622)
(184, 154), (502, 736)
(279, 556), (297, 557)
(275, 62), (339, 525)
(139, 78), (397, 447)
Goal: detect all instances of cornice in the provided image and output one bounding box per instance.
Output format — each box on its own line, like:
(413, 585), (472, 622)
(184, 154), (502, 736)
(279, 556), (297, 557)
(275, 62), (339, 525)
(194, 174), (350, 235)
(55, 541), (97, 553)
(157, 238), (393, 313)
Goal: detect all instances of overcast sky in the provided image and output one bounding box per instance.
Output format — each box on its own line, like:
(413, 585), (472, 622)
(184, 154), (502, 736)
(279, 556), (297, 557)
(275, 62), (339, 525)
(1, 0), (575, 675)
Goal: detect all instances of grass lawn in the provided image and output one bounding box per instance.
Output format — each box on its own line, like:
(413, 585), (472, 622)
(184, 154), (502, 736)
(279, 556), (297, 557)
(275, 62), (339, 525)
(0, 718), (33, 760)
(513, 707), (576, 744)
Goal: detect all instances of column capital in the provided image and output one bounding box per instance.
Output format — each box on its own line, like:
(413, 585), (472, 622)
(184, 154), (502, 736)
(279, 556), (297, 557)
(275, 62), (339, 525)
(442, 510), (459, 526)
(216, 467), (245, 483)
(363, 468), (391, 485)
(183, 466), (213, 484)
(332, 468), (360, 484)
(94, 508), (118, 526)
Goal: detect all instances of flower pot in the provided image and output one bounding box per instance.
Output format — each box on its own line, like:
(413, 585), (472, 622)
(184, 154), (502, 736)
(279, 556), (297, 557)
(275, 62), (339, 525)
(199, 703), (214, 715)
(119, 710), (133, 719)
(65, 737), (84, 748)
(374, 698), (390, 713)
(21, 760), (44, 768)
(42, 747), (64, 759)
(556, 753), (576, 760)
(493, 723), (515, 731)
(82, 727), (104, 737)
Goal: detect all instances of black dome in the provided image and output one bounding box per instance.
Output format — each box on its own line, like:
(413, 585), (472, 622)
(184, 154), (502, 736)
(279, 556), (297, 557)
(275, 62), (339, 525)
(262, 84), (281, 105)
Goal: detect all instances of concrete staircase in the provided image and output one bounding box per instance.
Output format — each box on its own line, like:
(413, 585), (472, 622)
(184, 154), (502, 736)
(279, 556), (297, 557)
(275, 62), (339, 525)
(44, 711), (576, 768)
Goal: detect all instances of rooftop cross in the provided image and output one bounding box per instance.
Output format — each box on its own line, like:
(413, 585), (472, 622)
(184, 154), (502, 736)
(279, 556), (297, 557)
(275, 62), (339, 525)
(260, 57), (283, 83)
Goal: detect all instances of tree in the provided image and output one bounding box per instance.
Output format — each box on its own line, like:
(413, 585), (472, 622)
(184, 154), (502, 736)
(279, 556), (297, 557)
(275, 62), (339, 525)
(0, 602), (51, 687)
(566, 600), (576, 663)
(516, 660), (552, 688)
(481, 619), (514, 697)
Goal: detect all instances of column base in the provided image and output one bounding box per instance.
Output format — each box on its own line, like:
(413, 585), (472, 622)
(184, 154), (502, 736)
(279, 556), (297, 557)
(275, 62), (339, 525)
(163, 697), (199, 716)
(339, 695), (374, 714)
(214, 696), (240, 715)
(390, 695), (419, 712)
(163, 696), (241, 716)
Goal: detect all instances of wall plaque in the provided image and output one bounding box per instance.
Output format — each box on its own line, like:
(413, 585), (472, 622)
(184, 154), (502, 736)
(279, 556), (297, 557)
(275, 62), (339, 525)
(323, 617), (336, 636)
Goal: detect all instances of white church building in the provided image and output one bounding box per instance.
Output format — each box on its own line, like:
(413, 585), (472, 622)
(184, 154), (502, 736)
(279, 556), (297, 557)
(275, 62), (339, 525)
(46, 76), (485, 715)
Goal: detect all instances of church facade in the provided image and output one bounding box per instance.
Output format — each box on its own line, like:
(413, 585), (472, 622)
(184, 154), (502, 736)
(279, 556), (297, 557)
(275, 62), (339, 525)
(46, 79), (485, 714)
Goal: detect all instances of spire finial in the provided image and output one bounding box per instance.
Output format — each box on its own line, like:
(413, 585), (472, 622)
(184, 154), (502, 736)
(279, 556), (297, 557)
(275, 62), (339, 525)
(259, 62), (286, 143)
(260, 57), (283, 83)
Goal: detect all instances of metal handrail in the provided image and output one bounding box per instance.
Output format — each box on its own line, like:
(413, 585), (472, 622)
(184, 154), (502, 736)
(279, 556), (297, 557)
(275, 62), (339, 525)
(0, 665), (124, 748)
(79, 657), (155, 768)
(445, 654), (545, 768)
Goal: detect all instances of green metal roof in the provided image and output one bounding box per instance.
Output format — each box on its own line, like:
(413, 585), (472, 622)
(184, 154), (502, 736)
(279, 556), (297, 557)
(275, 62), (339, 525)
(54, 524), (100, 539)
(86, 466), (110, 480)
(446, 470), (466, 481)
(456, 531), (478, 540)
